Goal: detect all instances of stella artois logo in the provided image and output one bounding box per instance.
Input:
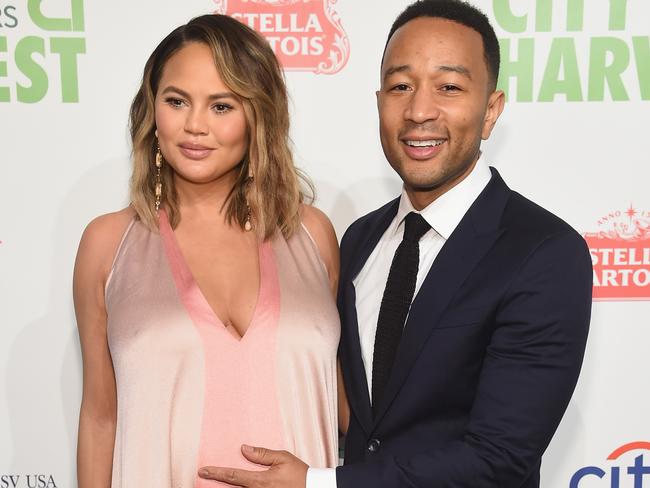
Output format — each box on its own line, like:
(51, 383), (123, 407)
(584, 205), (650, 301)
(214, 0), (350, 74)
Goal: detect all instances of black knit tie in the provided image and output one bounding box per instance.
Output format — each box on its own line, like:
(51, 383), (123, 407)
(372, 212), (431, 415)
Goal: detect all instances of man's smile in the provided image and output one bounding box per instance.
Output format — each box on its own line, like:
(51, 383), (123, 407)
(400, 138), (447, 160)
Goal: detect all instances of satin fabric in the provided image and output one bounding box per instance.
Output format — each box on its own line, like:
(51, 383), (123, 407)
(106, 211), (339, 487)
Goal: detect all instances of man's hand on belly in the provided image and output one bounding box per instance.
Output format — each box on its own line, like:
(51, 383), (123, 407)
(199, 444), (308, 488)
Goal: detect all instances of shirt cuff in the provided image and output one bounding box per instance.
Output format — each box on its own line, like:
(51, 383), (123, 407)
(306, 467), (337, 488)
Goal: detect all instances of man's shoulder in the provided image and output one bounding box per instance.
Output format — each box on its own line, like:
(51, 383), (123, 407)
(341, 198), (399, 246)
(498, 190), (589, 269)
(485, 168), (577, 240)
(503, 190), (579, 240)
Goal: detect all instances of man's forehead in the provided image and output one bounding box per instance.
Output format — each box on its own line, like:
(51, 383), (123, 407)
(385, 17), (482, 54)
(381, 17), (485, 73)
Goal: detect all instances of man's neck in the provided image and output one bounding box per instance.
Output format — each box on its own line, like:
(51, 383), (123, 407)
(405, 157), (479, 210)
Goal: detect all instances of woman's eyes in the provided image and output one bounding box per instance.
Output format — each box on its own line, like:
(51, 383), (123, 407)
(163, 97), (233, 114)
(212, 103), (233, 114)
(164, 97), (186, 108)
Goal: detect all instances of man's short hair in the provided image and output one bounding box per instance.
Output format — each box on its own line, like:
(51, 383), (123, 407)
(383, 0), (500, 89)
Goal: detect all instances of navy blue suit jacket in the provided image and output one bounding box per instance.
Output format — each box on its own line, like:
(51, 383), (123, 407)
(336, 169), (592, 488)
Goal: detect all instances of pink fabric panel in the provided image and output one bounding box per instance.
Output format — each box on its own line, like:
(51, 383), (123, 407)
(159, 211), (286, 488)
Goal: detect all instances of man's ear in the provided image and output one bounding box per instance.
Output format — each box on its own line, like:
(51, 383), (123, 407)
(481, 90), (505, 140)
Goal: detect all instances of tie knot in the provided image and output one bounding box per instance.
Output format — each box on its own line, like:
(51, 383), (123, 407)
(403, 212), (431, 242)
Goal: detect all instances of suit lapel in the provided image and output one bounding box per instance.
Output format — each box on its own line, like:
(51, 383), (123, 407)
(345, 199), (401, 282)
(339, 199), (399, 436)
(372, 169), (511, 427)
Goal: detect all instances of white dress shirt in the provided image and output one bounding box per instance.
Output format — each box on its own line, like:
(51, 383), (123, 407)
(307, 157), (493, 488)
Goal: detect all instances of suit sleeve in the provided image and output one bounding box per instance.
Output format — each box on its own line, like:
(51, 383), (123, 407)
(336, 230), (593, 488)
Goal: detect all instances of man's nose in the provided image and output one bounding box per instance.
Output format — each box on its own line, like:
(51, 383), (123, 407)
(405, 88), (441, 124)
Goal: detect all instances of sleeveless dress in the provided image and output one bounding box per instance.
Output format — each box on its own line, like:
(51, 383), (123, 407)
(105, 210), (340, 487)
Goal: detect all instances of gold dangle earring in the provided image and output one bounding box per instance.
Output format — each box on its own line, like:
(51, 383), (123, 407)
(244, 166), (253, 232)
(154, 145), (163, 212)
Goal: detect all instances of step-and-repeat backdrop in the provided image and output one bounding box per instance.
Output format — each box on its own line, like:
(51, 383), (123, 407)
(1, 1), (649, 487)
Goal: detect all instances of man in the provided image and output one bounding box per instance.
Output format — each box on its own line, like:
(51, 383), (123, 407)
(200, 1), (592, 486)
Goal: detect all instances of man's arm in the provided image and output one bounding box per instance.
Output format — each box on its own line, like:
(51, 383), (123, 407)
(336, 230), (592, 488)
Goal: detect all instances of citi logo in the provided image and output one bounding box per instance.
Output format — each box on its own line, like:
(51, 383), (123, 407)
(570, 441), (650, 487)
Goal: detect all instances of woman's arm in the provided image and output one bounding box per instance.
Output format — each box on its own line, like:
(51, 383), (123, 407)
(300, 204), (340, 296)
(300, 205), (349, 434)
(337, 360), (350, 435)
(74, 210), (132, 487)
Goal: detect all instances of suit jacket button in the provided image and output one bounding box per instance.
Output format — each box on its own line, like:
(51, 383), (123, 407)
(367, 439), (381, 453)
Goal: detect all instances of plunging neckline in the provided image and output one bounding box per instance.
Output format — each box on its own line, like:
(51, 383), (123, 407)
(158, 208), (268, 342)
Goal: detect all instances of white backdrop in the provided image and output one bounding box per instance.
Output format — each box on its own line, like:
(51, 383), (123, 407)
(1, 1), (649, 487)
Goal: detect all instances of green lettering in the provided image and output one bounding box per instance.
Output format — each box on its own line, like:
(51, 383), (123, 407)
(497, 38), (535, 102)
(493, 0), (527, 34)
(534, 0), (585, 32)
(15, 36), (48, 103)
(567, 0), (585, 31)
(0, 36), (9, 102)
(535, 0), (552, 32)
(632, 37), (650, 100)
(50, 37), (85, 102)
(538, 38), (583, 102)
(608, 0), (628, 31)
(588, 37), (630, 101)
(28, 0), (85, 32)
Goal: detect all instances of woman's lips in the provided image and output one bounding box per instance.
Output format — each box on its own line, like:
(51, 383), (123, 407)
(178, 144), (213, 160)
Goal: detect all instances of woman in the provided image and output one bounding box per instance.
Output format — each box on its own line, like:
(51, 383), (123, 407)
(74, 14), (346, 487)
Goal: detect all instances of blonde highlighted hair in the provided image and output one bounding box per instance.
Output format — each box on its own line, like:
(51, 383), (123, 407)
(129, 14), (312, 239)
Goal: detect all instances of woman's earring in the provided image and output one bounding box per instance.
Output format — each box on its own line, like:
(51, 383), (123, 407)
(244, 168), (253, 231)
(244, 204), (252, 231)
(155, 146), (163, 212)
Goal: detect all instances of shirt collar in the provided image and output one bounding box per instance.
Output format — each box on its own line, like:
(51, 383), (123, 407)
(395, 155), (492, 240)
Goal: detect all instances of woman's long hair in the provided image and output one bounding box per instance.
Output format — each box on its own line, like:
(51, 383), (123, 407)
(129, 14), (312, 239)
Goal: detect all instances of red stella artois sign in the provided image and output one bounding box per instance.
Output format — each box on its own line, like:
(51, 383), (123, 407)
(213, 0), (350, 74)
(584, 205), (650, 301)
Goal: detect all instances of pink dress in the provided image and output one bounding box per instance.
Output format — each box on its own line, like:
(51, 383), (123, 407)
(105, 210), (340, 487)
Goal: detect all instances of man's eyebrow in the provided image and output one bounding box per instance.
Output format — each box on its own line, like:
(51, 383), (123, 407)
(160, 85), (236, 100)
(382, 64), (473, 82)
(382, 64), (411, 81)
(437, 65), (472, 79)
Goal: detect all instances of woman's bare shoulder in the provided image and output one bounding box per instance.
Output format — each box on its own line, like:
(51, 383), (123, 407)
(75, 207), (137, 283)
(300, 204), (337, 248)
(82, 206), (135, 249)
(300, 204), (340, 290)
